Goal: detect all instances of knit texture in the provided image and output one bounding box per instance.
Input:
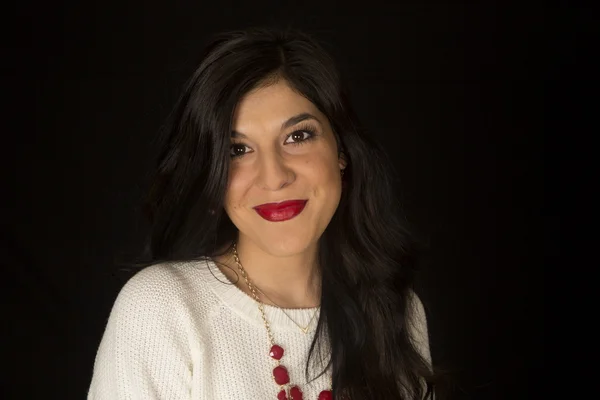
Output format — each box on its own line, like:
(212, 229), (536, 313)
(87, 258), (431, 399)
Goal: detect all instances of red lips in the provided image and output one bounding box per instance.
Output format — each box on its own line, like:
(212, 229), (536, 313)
(253, 200), (308, 222)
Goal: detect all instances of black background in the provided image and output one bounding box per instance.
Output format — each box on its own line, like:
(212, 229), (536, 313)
(6, 2), (544, 399)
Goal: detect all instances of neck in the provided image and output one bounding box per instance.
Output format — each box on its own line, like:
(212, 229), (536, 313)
(214, 235), (322, 309)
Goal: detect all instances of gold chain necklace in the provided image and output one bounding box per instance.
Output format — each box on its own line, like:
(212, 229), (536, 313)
(252, 284), (320, 334)
(232, 242), (333, 400)
(228, 244), (319, 334)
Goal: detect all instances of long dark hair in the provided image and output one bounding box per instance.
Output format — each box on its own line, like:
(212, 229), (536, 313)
(132, 27), (438, 399)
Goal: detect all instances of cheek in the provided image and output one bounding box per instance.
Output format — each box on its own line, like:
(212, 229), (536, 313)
(225, 168), (256, 211)
(310, 166), (335, 185)
(225, 174), (244, 209)
(306, 155), (339, 181)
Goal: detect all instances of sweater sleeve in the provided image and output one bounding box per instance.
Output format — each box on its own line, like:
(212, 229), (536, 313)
(88, 266), (193, 400)
(408, 290), (432, 367)
(407, 290), (435, 399)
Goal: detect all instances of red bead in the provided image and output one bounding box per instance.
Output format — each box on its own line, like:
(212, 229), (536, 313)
(273, 365), (290, 385)
(277, 389), (288, 400)
(318, 390), (333, 400)
(290, 386), (303, 400)
(269, 344), (284, 360)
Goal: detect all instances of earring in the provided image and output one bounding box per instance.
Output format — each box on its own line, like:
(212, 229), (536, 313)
(341, 169), (345, 177)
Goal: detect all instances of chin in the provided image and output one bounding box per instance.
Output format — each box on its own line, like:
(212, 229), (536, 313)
(256, 235), (315, 256)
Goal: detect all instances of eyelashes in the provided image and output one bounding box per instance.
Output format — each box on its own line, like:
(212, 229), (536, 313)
(230, 123), (319, 159)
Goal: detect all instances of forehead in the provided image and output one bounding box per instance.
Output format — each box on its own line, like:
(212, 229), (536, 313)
(233, 80), (323, 128)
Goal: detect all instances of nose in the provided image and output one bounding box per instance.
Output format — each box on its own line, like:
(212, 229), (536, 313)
(256, 150), (294, 190)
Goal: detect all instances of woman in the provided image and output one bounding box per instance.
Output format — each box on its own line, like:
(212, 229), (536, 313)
(88, 27), (437, 399)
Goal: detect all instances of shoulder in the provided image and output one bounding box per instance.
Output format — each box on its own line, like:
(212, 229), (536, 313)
(109, 260), (209, 324)
(116, 262), (188, 305)
(406, 289), (432, 365)
(406, 289), (428, 333)
(407, 289), (427, 325)
(89, 263), (206, 398)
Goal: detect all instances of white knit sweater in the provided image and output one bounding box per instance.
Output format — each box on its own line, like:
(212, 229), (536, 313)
(87, 258), (431, 400)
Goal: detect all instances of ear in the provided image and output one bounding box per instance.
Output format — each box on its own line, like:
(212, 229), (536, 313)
(338, 150), (348, 171)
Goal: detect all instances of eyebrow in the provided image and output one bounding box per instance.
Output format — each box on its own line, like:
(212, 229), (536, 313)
(231, 112), (321, 139)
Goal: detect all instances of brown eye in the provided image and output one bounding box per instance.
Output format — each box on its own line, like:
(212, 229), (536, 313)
(284, 130), (313, 145)
(291, 132), (305, 141)
(230, 144), (250, 158)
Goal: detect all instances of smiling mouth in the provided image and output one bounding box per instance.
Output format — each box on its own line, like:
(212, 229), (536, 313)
(253, 200), (308, 222)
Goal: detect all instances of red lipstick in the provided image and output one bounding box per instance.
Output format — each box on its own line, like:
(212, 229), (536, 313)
(253, 200), (308, 222)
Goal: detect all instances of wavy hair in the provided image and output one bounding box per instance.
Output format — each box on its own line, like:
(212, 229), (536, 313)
(132, 27), (438, 399)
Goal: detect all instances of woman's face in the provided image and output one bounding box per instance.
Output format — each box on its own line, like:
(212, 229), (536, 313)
(224, 79), (346, 256)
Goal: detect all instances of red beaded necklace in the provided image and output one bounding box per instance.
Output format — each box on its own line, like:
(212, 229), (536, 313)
(232, 242), (333, 400)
